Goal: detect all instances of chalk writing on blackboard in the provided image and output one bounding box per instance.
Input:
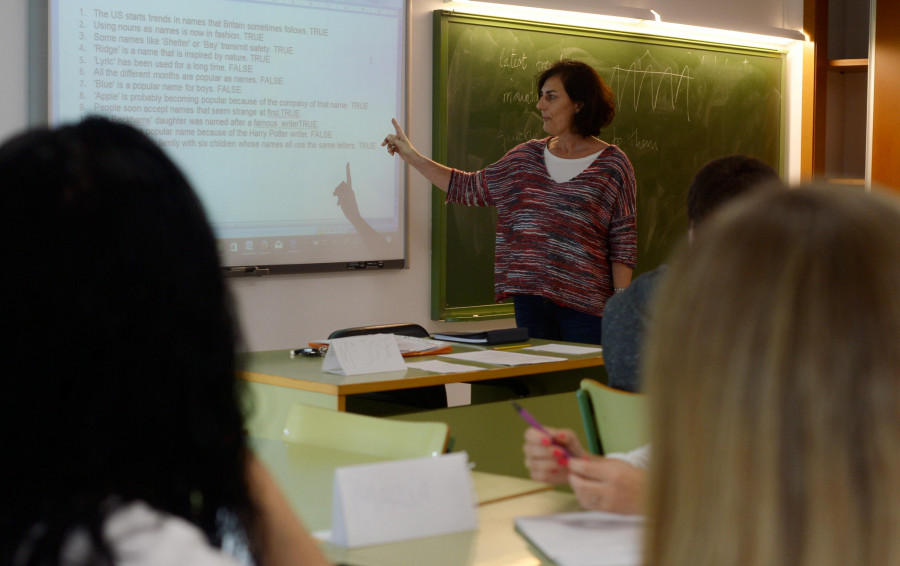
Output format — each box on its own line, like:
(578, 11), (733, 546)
(610, 51), (693, 120)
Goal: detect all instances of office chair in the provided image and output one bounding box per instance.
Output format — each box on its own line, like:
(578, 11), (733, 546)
(282, 403), (450, 457)
(577, 378), (648, 455)
(328, 322), (430, 339)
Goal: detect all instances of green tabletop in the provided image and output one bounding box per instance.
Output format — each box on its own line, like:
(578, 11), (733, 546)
(251, 436), (576, 566)
(238, 340), (605, 439)
(251, 437), (554, 532)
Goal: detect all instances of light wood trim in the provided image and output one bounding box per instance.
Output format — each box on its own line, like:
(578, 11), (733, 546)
(238, 351), (605, 396)
(828, 58), (868, 71)
(801, 0), (829, 180)
(825, 177), (867, 186)
(871, 0), (900, 191)
(473, 471), (553, 506)
(240, 370), (341, 394)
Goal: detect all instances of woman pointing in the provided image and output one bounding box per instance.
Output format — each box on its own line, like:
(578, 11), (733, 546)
(385, 59), (636, 344)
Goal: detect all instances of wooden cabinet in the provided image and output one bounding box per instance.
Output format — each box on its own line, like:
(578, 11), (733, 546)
(804, 0), (870, 185)
(870, 0), (900, 191)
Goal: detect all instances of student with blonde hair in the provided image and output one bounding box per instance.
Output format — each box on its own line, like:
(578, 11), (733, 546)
(643, 186), (900, 566)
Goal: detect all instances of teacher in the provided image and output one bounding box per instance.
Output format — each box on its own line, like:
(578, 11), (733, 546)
(383, 59), (636, 344)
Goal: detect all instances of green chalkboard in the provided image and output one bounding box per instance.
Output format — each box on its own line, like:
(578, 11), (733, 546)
(431, 11), (784, 321)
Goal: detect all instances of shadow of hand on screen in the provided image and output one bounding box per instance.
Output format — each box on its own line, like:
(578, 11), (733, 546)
(332, 162), (390, 250)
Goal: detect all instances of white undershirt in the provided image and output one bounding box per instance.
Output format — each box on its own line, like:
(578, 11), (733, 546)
(56, 501), (243, 566)
(544, 146), (603, 183)
(606, 444), (652, 469)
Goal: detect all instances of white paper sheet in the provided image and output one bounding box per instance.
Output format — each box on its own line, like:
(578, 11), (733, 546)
(329, 452), (478, 548)
(515, 511), (644, 566)
(440, 350), (564, 366)
(524, 344), (603, 355)
(321, 334), (407, 376)
(405, 360), (481, 374)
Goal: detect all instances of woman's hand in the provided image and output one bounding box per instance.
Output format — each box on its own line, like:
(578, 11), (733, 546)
(382, 118), (419, 162)
(567, 456), (646, 515)
(522, 426), (586, 485)
(380, 118), (453, 191)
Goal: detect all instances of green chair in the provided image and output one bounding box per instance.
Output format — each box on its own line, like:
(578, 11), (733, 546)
(282, 403), (450, 458)
(577, 378), (648, 456)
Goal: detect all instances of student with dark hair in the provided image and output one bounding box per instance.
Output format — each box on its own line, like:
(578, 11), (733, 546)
(522, 154), (780, 515)
(603, 154), (782, 391)
(383, 59), (636, 345)
(0, 117), (329, 566)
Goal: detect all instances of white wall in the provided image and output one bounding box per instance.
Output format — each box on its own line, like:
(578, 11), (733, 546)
(0, 0), (803, 351)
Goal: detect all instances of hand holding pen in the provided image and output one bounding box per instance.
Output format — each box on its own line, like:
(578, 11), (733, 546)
(513, 402), (577, 458)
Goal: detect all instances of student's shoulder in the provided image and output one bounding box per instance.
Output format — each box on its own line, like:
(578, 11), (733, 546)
(105, 501), (242, 566)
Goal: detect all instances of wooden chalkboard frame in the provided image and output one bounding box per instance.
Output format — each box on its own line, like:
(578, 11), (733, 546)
(431, 10), (785, 321)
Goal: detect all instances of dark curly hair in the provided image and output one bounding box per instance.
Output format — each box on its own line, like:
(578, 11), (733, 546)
(537, 60), (616, 137)
(687, 155), (781, 226)
(0, 117), (256, 565)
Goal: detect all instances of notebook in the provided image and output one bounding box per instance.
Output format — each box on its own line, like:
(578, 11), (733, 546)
(514, 511), (643, 566)
(431, 327), (529, 345)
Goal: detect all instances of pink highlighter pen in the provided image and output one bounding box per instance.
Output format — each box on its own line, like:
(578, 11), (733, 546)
(512, 402), (576, 458)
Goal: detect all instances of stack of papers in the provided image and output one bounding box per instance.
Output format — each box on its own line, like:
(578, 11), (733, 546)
(393, 335), (453, 356)
(310, 334), (452, 357)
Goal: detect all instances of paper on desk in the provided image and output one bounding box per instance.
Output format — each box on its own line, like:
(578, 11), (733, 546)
(524, 344), (603, 355)
(441, 350), (564, 366)
(394, 335), (454, 356)
(405, 360), (481, 373)
(321, 334), (407, 376)
(515, 511), (643, 566)
(328, 451), (478, 548)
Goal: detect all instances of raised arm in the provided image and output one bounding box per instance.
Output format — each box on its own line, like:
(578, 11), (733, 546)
(382, 118), (453, 192)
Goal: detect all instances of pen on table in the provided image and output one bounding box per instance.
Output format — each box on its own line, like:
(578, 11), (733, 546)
(492, 343), (531, 350)
(511, 401), (576, 457)
(289, 346), (326, 358)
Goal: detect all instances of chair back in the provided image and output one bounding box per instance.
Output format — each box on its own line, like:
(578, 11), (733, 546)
(282, 403), (449, 458)
(578, 378), (648, 455)
(327, 323), (430, 339)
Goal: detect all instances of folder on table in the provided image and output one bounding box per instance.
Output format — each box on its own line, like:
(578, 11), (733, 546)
(431, 327), (529, 345)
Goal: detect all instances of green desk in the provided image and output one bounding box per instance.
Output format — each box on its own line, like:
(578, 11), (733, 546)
(238, 340), (605, 440)
(251, 437), (554, 532)
(251, 437), (579, 566)
(320, 489), (581, 566)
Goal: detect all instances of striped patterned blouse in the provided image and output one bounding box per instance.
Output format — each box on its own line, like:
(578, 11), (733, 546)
(446, 137), (637, 317)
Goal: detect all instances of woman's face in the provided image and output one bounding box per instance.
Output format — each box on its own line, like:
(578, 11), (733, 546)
(537, 75), (580, 137)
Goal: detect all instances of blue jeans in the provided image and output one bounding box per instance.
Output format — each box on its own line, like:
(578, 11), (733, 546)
(512, 295), (603, 345)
